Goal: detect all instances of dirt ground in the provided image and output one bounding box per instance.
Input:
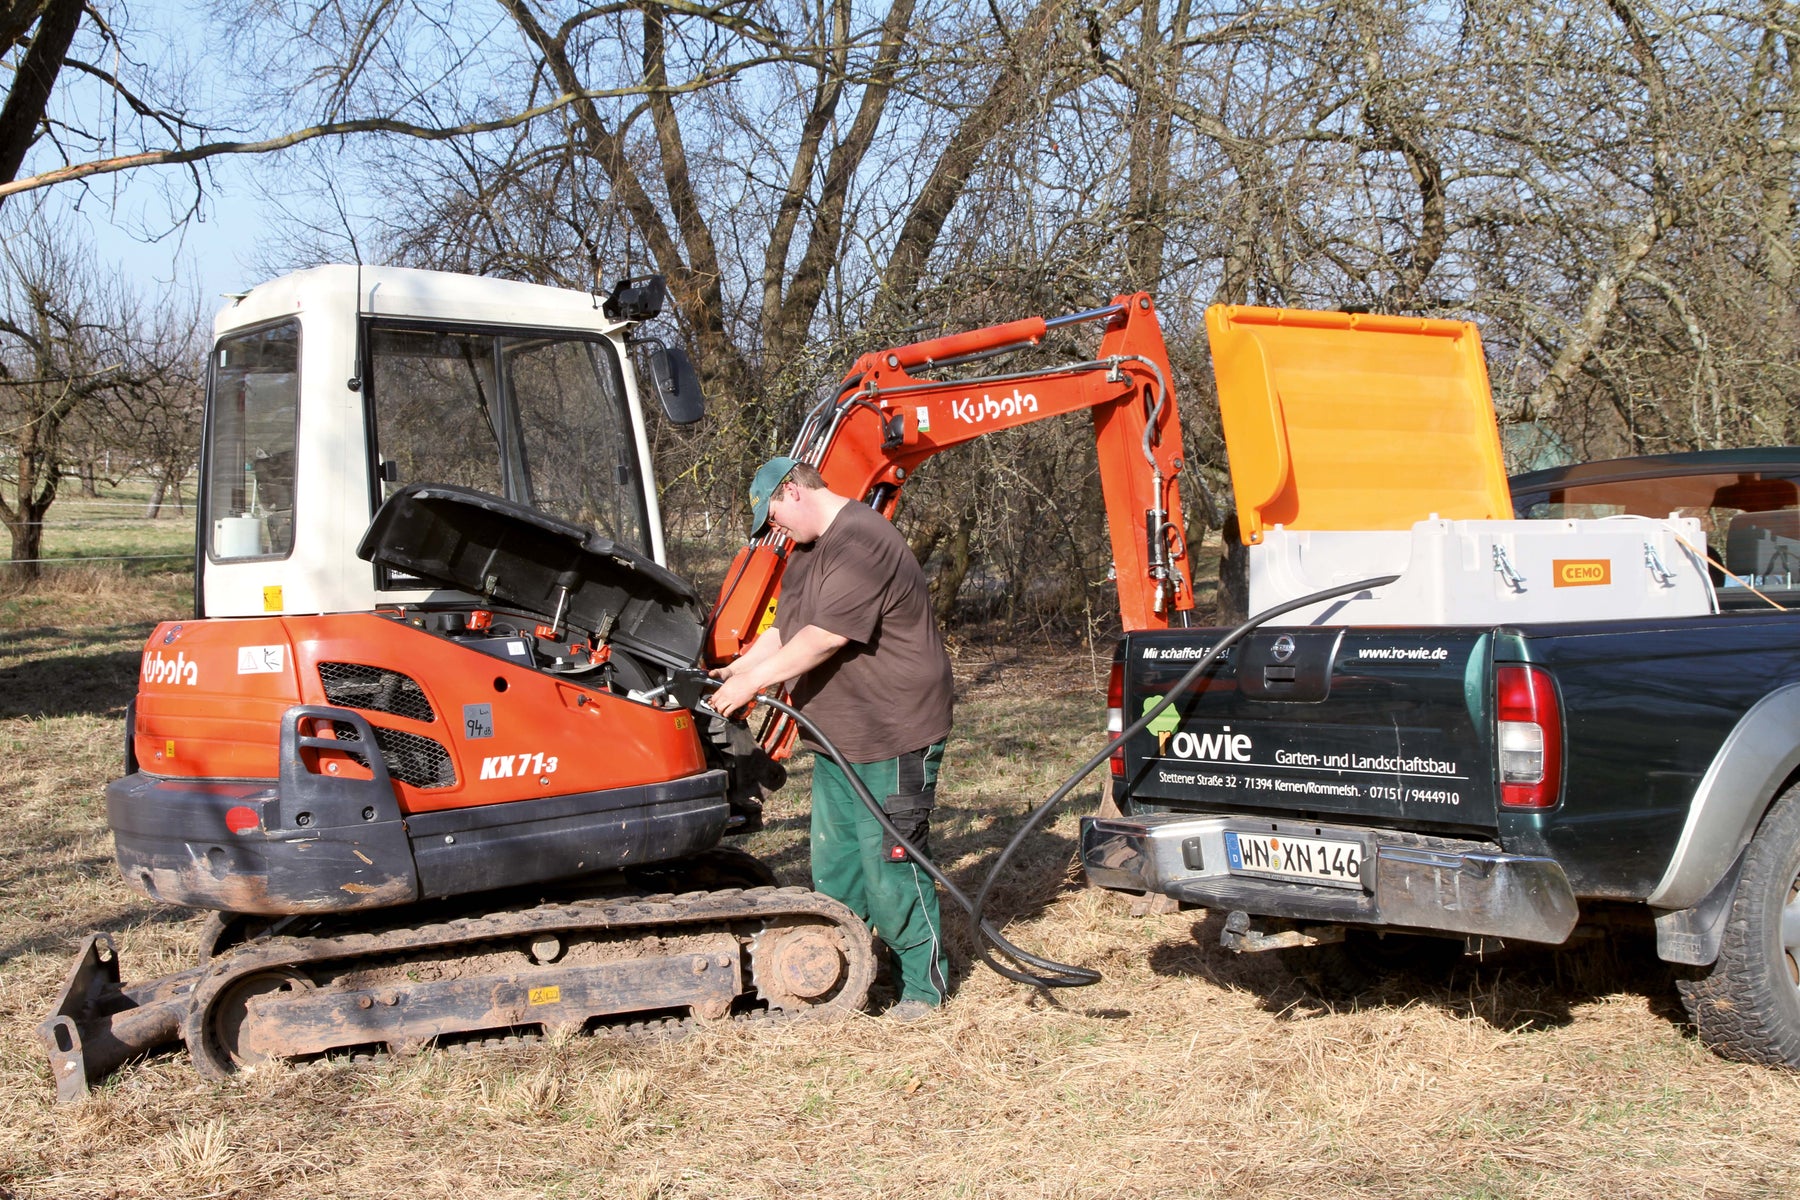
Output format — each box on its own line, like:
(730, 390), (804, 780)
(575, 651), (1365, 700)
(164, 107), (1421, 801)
(3, 571), (1799, 1199)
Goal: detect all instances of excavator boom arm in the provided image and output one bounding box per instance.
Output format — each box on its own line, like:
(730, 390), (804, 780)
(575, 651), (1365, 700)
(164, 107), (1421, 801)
(708, 293), (1195, 664)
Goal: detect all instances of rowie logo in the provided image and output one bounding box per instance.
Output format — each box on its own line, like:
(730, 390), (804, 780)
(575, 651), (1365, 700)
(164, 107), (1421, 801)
(1165, 726), (1253, 763)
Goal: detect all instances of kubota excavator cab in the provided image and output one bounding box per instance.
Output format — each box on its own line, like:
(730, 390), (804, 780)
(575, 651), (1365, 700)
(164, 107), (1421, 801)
(195, 265), (696, 617)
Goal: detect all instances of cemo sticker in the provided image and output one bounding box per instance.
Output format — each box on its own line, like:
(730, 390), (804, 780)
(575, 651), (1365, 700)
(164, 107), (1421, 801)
(1553, 559), (1611, 587)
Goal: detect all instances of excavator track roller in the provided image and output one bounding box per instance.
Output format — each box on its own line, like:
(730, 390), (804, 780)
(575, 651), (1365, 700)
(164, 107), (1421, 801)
(750, 919), (854, 1011)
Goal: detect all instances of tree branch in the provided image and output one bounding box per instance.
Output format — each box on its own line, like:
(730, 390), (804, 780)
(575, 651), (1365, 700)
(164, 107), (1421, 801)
(760, 0), (853, 340)
(499, 0), (751, 399)
(642, 4), (728, 343)
(768, 0), (916, 363)
(880, 0), (1115, 311)
(0, 60), (778, 201)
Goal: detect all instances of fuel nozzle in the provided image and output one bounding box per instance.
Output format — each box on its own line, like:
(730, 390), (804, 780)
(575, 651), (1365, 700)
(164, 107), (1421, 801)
(639, 665), (721, 712)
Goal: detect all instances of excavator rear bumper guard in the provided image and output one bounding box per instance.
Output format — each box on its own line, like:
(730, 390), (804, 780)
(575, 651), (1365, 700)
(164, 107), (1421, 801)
(108, 705), (732, 914)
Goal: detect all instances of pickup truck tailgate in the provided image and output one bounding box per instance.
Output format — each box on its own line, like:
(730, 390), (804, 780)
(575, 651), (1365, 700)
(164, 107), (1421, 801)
(1123, 626), (1496, 837)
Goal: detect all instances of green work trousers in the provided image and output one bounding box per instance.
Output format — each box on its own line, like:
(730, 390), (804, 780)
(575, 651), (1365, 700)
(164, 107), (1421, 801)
(809, 741), (950, 1006)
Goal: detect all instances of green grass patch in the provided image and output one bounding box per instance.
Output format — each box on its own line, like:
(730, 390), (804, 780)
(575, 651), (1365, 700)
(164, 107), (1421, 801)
(8, 479), (196, 580)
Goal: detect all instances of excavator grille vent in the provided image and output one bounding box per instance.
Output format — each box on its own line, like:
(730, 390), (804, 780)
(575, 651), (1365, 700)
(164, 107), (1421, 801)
(331, 721), (457, 790)
(319, 662), (437, 724)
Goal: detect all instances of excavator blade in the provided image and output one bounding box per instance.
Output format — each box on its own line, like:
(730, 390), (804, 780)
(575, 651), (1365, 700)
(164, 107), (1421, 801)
(38, 934), (198, 1103)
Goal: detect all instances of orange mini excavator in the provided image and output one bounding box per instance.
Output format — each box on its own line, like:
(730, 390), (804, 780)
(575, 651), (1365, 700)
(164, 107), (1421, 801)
(39, 266), (1194, 1099)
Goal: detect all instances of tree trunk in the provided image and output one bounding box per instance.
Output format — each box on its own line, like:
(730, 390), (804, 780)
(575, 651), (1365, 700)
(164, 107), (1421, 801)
(930, 508), (978, 626)
(1217, 515), (1249, 624)
(0, 0), (83, 196)
(2, 506), (45, 584)
(1123, 0), (1186, 291)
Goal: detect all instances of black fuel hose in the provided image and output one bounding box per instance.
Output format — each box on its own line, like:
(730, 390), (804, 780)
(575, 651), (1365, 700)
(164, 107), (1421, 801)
(963, 571), (1398, 988)
(702, 572), (1400, 992)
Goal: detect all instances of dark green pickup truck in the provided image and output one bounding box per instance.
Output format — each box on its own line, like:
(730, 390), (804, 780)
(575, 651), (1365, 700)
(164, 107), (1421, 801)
(1082, 448), (1800, 1066)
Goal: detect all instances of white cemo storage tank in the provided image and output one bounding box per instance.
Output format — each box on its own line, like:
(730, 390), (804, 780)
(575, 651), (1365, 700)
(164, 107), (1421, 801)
(1249, 516), (1716, 626)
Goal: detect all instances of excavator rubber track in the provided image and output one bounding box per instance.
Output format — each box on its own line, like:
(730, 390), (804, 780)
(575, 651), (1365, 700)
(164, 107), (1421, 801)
(44, 884), (876, 1094)
(182, 885), (876, 1077)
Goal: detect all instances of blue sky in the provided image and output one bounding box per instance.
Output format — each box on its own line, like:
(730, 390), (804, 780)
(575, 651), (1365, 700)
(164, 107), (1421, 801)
(32, 0), (329, 308)
(70, 159), (274, 301)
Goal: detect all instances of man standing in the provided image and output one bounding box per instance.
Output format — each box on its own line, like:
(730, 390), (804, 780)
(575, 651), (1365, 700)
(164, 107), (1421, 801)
(710, 457), (954, 1017)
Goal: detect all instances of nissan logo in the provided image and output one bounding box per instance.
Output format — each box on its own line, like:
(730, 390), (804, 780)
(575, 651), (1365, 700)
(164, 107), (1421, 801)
(1271, 634), (1296, 663)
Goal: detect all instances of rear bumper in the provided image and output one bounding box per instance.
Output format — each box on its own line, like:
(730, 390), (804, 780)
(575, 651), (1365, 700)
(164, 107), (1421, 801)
(109, 705), (729, 914)
(1081, 813), (1579, 945)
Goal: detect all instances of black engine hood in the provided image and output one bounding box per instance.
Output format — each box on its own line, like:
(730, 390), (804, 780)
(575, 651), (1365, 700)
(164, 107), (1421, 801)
(358, 483), (704, 669)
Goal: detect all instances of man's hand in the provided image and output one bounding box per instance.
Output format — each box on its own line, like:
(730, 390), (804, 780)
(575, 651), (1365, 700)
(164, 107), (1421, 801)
(710, 673), (763, 719)
(702, 624), (849, 721)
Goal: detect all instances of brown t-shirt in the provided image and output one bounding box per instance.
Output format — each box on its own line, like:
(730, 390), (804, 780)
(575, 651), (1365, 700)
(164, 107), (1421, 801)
(775, 501), (954, 763)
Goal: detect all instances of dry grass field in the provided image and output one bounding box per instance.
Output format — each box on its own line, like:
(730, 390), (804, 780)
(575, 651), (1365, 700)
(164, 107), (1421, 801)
(3, 568), (1800, 1199)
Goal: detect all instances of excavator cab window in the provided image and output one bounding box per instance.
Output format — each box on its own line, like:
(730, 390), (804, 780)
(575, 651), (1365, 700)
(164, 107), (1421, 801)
(205, 319), (300, 562)
(365, 323), (650, 568)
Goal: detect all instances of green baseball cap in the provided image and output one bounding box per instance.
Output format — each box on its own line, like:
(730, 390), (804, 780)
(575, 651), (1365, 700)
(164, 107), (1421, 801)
(748, 456), (799, 536)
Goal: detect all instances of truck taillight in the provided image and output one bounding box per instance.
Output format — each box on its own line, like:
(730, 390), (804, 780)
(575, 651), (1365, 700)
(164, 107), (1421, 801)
(1497, 664), (1561, 809)
(1107, 660), (1125, 779)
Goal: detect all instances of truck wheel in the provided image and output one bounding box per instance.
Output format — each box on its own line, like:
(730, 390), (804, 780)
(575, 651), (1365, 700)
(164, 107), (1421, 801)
(1678, 784), (1800, 1066)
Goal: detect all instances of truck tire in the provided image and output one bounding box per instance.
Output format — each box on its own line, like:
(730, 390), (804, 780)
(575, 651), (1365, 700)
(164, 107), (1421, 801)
(1679, 783), (1800, 1066)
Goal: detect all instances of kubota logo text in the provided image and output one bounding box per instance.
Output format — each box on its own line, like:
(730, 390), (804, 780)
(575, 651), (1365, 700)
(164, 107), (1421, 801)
(143, 650), (198, 686)
(950, 388), (1039, 426)
(1162, 726), (1253, 763)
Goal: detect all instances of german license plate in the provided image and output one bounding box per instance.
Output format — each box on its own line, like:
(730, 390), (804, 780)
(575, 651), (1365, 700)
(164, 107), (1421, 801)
(1223, 830), (1365, 889)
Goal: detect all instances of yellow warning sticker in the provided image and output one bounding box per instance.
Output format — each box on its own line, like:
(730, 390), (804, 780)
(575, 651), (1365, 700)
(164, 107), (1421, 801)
(529, 986), (561, 1006)
(164, 739), (176, 759)
(262, 585), (284, 612)
(674, 715), (689, 730)
(755, 599), (778, 636)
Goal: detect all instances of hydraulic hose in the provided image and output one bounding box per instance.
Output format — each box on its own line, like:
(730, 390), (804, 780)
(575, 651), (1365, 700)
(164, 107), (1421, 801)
(701, 571), (1400, 992)
(744, 691), (1095, 988)
(963, 571), (1398, 988)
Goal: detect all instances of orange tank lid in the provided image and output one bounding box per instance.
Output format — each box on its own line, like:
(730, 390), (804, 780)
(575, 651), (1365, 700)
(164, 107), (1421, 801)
(1206, 305), (1512, 544)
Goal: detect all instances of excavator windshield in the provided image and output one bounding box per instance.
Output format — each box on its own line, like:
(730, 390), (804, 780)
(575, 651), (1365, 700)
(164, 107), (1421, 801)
(364, 322), (651, 555)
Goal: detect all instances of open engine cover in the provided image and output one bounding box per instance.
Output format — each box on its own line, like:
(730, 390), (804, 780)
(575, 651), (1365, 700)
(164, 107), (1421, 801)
(358, 483), (704, 668)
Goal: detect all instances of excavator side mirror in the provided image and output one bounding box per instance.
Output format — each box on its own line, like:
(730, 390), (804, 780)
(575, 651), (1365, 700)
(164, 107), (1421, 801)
(644, 343), (704, 426)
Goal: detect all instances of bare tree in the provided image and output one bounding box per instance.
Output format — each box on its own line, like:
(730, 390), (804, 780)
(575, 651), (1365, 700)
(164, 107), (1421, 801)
(0, 207), (193, 581)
